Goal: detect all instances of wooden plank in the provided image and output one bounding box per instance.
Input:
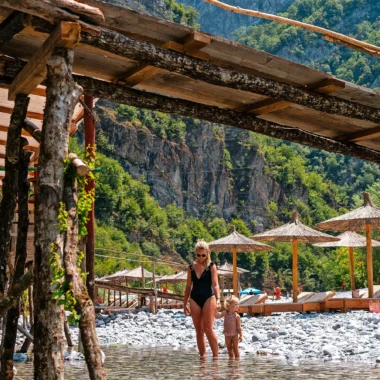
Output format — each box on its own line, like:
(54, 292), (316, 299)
(339, 125), (380, 142)
(307, 78), (346, 94)
(0, 84), (46, 97)
(8, 22), (81, 100)
(0, 124), (32, 136)
(0, 106), (44, 120)
(238, 78), (346, 115)
(120, 34), (209, 86)
(183, 32), (210, 54)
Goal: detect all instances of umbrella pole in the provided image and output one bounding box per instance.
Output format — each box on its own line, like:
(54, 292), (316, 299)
(366, 223), (373, 298)
(153, 260), (157, 314)
(292, 238), (298, 303)
(141, 263), (145, 288)
(348, 247), (356, 297)
(232, 247), (238, 297)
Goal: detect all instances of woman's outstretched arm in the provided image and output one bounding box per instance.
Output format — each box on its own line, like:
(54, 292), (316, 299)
(211, 264), (221, 308)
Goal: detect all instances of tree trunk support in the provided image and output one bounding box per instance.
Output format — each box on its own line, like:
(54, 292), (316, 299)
(348, 247), (356, 297)
(33, 47), (82, 380)
(1, 146), (31, 380)
(0, 94), (29, 298)
(63, 176), (107, 379)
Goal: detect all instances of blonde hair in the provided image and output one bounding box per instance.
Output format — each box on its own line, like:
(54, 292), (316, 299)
(194, 239), (211, 267)
(224, 295), (239, 310)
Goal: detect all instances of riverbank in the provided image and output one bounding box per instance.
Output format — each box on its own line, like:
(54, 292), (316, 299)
(67, 309), (380, 364)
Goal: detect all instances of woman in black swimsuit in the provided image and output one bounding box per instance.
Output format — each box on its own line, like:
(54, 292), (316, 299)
(184, 240), (220, 358)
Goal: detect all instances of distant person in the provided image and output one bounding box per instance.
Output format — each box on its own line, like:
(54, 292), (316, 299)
(184, 239), (220, 358)
(286, 291), (289, 300)
(248, 289), (254, 295)
(274, 287), (281, 300)
(215, 295), (242, 359)
(298, 284), (303, 294)
(162, 285), (168, 293)
(341, 281), (346, 291)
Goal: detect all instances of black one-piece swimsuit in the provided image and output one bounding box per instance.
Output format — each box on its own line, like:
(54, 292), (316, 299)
(190, 262), (215, 309)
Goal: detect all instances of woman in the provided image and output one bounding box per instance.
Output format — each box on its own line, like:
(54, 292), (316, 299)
(184, 240), (220, 358)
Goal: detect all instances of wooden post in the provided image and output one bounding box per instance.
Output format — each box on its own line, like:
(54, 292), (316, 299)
(292, 238), (298, 303)
(119, 291), (122, 307)
(84, 94), (96, 302)
(141, 264), (145, 288)
(126, 292), (129, 308)
(152, 260), (157, 314)
(108, 289), (110, 306)
(366, 223), (373, 298)
(349, 247), (356, 296)
(113, 290), (116, 306)
(232, 247), (238, 297)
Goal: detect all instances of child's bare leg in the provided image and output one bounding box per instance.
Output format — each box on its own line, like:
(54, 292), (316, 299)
(225, 336), (234, 358)
(232, 335), (240, 359)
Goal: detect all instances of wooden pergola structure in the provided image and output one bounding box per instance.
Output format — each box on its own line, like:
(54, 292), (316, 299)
(1, 1), (380, 378)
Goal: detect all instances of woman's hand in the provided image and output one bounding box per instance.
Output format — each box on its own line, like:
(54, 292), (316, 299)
(239, 335), (243, 343)
(184, 304), (191, 316)
(216, 299), (221, 310)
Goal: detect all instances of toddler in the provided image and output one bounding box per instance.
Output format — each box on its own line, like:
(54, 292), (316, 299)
(215, 295), (242, 358)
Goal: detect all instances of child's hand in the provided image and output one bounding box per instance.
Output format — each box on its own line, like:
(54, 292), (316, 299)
(184, 305), (191, 316)
(239, 335), (243, 343)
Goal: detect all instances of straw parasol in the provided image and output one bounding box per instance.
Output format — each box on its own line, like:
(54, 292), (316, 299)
(253, 211), (339, 302)
(313, 231), (380, 296)
(102, 268), (130, 283)
(156, 271), (187, 285)
(217, 261), (250, 299)
(208, 226), (273, 297)
(317, 192), (380, 298)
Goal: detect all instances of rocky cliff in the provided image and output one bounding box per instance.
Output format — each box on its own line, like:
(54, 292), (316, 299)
(93, 101), (305, 231)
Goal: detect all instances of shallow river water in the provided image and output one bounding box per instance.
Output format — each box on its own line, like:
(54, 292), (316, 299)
(14, 346), (380, 379)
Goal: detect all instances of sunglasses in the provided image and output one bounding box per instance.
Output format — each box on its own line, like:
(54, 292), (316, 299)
(197, 254), (207, 258)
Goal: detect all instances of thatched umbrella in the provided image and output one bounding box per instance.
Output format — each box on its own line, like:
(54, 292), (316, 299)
(208, 226), (273, 297)
(253, 211), (339, 302)
(156, 271), (187, 285)
(317, 192), (380, 298)
(217, 261), (249, 299)
(313, 231), (380, 296)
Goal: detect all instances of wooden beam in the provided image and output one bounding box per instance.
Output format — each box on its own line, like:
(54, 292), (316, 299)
(0, 153), (5, 159)
(119, 32), (209, 86)
(237, 78), (346, 115)
(0, 124), (32, 137)
(0, 11), (26, 50)
(0, 140), (6, 146)
(0, 84), (46, 97)
(0, 106), (44, 120)
(339, 125), (380, 142)
(8, 21), (81, 100)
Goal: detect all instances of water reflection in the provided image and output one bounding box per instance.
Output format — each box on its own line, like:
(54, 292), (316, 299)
(14, 346), (380, 379)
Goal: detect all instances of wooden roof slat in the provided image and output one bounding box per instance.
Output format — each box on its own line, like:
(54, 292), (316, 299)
(340, 125), (380, 142)
(0, 105), (44, 120)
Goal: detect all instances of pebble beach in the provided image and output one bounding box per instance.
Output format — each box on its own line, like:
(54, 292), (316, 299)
(65, 309), (380, 364)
